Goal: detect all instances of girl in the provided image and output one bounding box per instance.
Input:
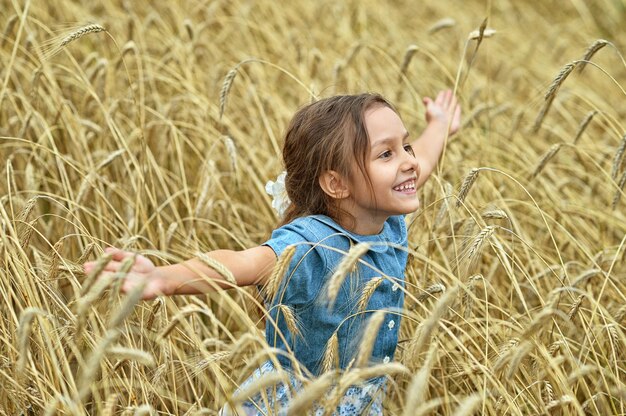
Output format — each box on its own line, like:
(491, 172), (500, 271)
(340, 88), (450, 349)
(84, 90), (460, 415)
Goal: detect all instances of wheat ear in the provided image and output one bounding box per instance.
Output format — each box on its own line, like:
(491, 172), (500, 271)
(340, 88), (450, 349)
(399, 45), (419, 79)
(411, 286), (458, 358)
(457, 168), (480, 207)
(109, 346), (156, 368)
(545, 62), (577, 101)
(132, 404), (154, 415)
(286, 372), (335, 415)
(264, 245), (296, 303)
(481, 209), (508, 220)
(278, 304), (302, 339)
(320, 331), (339, 373)
(219, 65), (241, 120)
(531, 144), (562, 179)
(326, 242), (371, 307)
(355, 310), (386, 367)
(611, 133), (626, 179)
(60, 24), (106, 48)
(427, 17), (456, 34)
(578, 39), (608, 73)
(17, 307), (46, 373)
(466, 225), (497, 262)
(404, 343), (437, 416)
(615, 172), (626, 210)
(357, 276), (384, 312)
(195, 251), (237, 285)
(573, 110), (597, 144)
(80, 252), (113, 295)
(416, 283), (446, 302)
(533, 61), (578, 132)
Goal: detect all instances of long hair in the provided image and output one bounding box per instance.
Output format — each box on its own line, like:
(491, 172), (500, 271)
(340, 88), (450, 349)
(279, 93), (397, 226)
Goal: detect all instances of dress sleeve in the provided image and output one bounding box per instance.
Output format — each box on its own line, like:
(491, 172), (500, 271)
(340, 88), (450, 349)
(262, 219), (328, 307)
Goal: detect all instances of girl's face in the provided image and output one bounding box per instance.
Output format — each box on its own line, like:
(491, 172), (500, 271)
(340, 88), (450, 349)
(345, 105), (420, 228)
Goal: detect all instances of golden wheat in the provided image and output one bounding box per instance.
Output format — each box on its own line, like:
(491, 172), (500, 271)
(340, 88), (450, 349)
(326, 242), (371, 307)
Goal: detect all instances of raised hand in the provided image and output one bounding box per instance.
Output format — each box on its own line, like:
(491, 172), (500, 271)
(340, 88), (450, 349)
(83, 247), (167, 300)
(423, 89), (461, 136)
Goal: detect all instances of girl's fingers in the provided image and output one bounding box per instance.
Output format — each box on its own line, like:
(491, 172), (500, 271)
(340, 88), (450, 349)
(435, 90), (445, 106)
(105, 247), (135, 261)
(102, 260), (127, 273)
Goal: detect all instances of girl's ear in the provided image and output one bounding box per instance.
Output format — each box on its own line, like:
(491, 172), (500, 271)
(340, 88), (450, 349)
(319, 170), (350, 200)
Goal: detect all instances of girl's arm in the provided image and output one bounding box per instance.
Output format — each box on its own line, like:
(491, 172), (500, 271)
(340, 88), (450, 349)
(411, 89), (461, 189)
(83, 246), (277, 300)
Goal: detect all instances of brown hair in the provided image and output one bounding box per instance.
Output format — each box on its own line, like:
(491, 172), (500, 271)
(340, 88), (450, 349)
(279, 93), (396, 226)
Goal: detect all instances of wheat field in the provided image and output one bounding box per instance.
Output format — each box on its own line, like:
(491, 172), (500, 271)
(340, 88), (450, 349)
(1, 0), (626, 414)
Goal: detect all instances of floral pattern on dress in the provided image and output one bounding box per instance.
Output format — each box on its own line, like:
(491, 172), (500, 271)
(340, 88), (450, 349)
(219, 360), (386, 415)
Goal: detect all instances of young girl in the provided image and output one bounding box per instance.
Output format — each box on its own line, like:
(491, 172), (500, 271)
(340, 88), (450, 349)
(84, 90), (460, 415)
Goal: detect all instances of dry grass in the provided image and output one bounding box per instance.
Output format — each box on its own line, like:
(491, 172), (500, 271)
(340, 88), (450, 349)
(1, 0), (626, 414)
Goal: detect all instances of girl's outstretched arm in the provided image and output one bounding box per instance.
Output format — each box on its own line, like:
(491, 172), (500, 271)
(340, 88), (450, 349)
(411, 89), (461, 189)
(83, 246), (276, 300)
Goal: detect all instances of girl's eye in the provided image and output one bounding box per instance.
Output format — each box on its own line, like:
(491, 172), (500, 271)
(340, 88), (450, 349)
(404, 144), (415, 156)
(379, 150), (392, 159)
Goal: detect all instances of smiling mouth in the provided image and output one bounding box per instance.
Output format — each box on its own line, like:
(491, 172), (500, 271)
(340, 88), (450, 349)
(393, 178), (416, 193)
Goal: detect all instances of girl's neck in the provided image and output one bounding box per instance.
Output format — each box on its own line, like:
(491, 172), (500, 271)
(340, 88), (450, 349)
(335, 211), (387, 236)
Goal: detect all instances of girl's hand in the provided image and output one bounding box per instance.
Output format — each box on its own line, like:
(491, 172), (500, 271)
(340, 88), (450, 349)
(83, 247), (167, 300)
(423, 89), (461, 136)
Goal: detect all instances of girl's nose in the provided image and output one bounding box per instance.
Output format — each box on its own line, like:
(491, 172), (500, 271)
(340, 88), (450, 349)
(401, 151), (420, 174)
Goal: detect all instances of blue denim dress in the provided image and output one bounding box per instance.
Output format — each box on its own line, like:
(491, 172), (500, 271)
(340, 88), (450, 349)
(225, 215), (408, 415)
